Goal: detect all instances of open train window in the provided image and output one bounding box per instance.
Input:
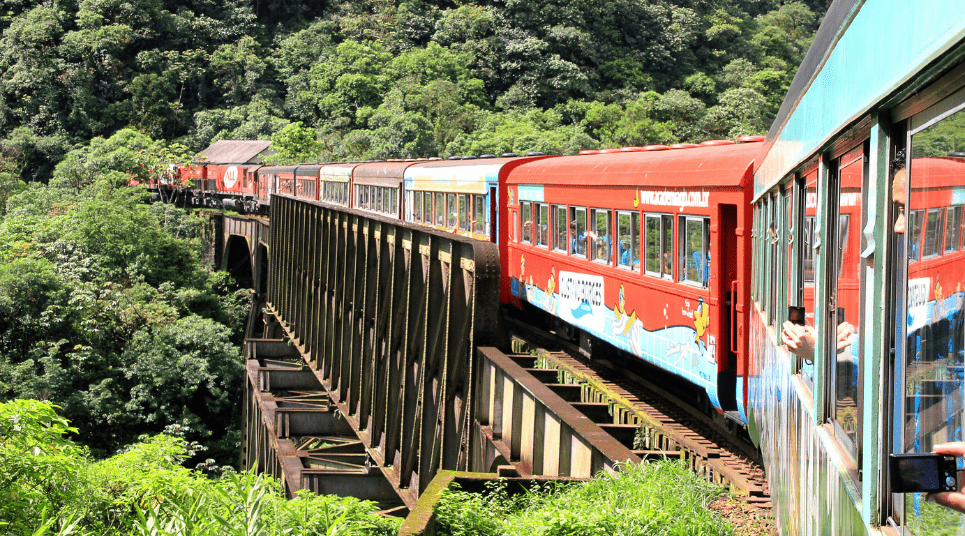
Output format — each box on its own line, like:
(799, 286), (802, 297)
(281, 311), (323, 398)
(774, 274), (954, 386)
(521, 202), (533, 244)
(569, 207), (587, 257)
(644, 214), (673, 279)
(590, 209), (611, 264)
(678, 215), (710, 288)
(552, 205), (567, 253)
(616, 211), (639, 271)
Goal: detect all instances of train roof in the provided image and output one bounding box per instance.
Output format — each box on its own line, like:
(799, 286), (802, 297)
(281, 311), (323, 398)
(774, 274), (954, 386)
(353, 161), (419, 185)
(196, 140), (272, 164)
(404, 156), (552, 192)
(506, 142), (759, 188)
(320, 163), (360, 182)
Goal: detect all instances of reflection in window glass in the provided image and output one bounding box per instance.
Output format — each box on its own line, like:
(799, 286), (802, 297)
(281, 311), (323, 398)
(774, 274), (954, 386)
(945, 206), (961, 252)
(903, 105), (965, 532)
(617, 212), (639, 270)
(831, 148), (863, 455)
(799, 168), (819, 385)
(522, 202), (532, 244)
(553, 205), (567, 252)
(591, 209), (611, 263)
(679, 216), (709, 287)
(570, 207), (587, 257)
(924, 208), (946, 258)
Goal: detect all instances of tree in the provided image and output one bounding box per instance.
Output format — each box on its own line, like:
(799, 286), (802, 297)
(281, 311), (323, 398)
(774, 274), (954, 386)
(265, 122), (322, 164)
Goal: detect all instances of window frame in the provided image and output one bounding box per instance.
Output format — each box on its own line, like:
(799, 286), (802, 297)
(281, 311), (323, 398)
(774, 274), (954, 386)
(678, 214), (710, 288)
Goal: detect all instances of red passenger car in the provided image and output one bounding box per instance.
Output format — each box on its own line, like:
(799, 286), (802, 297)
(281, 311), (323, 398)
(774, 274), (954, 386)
(504, 141), (760, 418)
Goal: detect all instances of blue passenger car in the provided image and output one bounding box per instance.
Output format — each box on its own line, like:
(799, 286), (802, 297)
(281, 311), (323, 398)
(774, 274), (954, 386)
(750, 0), (965, 533)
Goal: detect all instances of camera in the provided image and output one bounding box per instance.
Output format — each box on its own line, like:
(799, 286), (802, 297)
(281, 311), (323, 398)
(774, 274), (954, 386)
(788, 306), (805, 325)
(889, 453), (959, 493)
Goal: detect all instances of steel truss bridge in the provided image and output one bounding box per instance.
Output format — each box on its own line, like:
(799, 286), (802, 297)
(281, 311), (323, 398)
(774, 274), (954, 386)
(216, 195), (643, 523)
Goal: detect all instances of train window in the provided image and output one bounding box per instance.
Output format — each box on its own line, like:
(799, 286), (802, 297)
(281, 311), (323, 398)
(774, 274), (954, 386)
(945, 206), (961, 252)
(447, 193), (457, 228)
(827, 145), (865, 458)
(522, 202), (533, 244)
(644, 214), (673, 278)
(678, 216), (710, 288)
(552, 205), (567, 253)
(414, 192), (423, 221)
(923, 207), (945, 257)
(907, 209), (924, 261)
(897, 98), (965, 531)
(435, 193), (444, 226)
(458, 194), (468, 230)
(616, 211), (639, 271)
(570, 207), (587, 257)
(590, 209), (611, 264)
(474, 196), (487, 234)
(378, 187), (386, 213)
(536, 204), (549, 248)
(797, 168), (819, 386)
(424, 192), (433, 224)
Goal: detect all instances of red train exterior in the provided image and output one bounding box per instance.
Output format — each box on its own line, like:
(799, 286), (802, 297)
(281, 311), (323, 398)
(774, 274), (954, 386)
(503, 141), (759, 418)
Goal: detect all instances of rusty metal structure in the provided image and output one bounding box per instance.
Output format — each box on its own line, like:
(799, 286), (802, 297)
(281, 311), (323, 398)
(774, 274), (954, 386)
(247, 194), (503, 506)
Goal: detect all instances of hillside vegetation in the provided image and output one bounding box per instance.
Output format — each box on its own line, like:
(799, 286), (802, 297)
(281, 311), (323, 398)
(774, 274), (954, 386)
(0, 0), (826, 176)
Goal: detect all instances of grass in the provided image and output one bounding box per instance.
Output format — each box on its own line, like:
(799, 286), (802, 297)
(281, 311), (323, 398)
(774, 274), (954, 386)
(434, 461), (735, 536)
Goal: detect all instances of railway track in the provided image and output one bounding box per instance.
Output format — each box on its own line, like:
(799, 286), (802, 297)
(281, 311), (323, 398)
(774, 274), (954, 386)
(503, 314), (771, 510)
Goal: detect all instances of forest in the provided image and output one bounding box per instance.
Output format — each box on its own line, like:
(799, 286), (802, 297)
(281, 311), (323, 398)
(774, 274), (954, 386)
(0, 0), (826, 532)
(0, 0), (827, 178)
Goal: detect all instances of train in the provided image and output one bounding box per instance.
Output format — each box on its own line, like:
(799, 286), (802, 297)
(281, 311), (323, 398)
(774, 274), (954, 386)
(145, 0), (965, 533)
(147, 140), (766, 428)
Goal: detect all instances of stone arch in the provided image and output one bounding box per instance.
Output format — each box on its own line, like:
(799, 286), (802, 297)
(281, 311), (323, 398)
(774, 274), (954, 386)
(224, 234), (254, 289)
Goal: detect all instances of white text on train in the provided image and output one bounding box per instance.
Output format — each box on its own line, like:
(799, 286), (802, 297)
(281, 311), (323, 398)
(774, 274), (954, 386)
(639, 190), (710, 208)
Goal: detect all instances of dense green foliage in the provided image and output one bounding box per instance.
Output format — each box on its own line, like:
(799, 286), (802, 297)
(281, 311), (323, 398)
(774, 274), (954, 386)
(0, 0), (826, 173)
(0, 399), (402, 536)
(0, 160), (249, 461)
(435, 462), (733, 535)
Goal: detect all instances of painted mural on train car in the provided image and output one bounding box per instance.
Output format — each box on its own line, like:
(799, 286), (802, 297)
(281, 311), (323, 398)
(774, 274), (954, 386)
(507, 182), (728, 411)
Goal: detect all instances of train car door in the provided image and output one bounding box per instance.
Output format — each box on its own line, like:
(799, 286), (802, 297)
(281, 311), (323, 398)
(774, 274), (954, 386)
(718, 204), (739, 413)
(489, 186), (497, 243)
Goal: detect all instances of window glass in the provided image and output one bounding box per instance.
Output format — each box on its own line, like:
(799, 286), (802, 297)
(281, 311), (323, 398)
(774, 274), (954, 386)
(414, 192), (423, 221)
(679, 216), (709, 287)
(474, 195), (487, 235)
(435, 193), (444, 226)
(902, 104), (965, 531)
(590, 209), (611, 263)
(829, 147), (863, 455)
(553, 205), (567, 252)
(378, 186), (385, 213)
(569, 207), (587, 257)
(447, 193), (457, 228)
(458, 194), (468, 230)
(945, 206), (961, 252)
(923, 208), (946, 257)
(617, 211), (639, 270)
(536, 204), (549, 248)
(522, 202), (533, 244)
(425, 192), (433, 224)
